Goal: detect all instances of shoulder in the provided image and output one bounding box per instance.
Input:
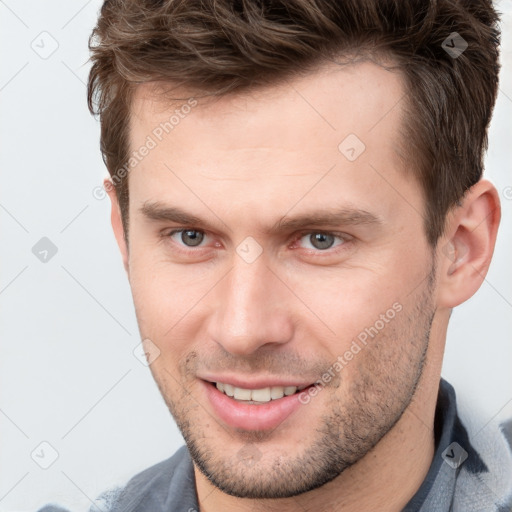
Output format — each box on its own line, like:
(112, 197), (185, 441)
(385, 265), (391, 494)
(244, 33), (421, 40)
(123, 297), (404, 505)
(451, 387), (512, 512)
(92, 445), (197, 512)
(37, 446), (196, 512)
(501, 417), (512, 449)
(404, 379), (512, 512)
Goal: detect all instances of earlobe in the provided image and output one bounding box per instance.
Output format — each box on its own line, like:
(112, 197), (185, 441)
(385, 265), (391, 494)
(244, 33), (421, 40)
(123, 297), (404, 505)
(105, 178), (129, 275)
(437, 179), (500, 308)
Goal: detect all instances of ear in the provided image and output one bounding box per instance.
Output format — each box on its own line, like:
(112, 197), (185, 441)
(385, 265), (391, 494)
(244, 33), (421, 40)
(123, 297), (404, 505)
(437, 179), (501, 308)
(105, 178), (129, 275)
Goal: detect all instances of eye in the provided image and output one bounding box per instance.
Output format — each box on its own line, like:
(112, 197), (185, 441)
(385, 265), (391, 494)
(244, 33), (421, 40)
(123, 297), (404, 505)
(297, 232), (347, 251)
(168, 229), (206, 247)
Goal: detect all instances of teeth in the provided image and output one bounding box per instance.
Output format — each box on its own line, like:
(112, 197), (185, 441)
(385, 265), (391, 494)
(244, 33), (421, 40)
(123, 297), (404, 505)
(233, 387), (252, 400)
(223, 383), (235, 397)
(215, 382), (299, 402)
(270, 386), (285, 399)
(284, 386), (297, 395)
(251, 387), (271, 402)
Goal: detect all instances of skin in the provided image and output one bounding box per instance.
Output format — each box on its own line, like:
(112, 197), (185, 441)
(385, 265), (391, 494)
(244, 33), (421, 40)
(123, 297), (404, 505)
(106, 60), (500, 512)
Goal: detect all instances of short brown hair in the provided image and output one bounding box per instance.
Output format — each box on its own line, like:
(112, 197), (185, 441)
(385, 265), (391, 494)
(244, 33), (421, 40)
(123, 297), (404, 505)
(88, 0), (501, 245)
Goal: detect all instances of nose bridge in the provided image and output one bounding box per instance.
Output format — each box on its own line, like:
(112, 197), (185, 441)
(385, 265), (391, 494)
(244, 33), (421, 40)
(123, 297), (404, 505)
(210, 254), (292, 355)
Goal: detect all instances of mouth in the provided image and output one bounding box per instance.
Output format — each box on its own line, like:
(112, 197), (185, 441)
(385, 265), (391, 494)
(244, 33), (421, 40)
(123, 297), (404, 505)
(201, 379), (314, 431)
(207, 380), (309, 404)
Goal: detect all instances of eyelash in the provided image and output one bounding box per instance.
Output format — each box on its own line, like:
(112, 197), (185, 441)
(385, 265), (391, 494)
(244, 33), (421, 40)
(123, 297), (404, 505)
(293, 230), (350, 252)
(163, 228), (352, 256)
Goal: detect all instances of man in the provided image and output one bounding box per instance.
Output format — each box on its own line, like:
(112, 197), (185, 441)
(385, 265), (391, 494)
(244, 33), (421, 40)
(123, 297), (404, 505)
(65, 0), (512, 510)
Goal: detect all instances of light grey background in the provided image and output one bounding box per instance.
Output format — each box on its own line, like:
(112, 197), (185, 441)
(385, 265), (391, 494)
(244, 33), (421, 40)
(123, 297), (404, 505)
(0, 1), (511, 510)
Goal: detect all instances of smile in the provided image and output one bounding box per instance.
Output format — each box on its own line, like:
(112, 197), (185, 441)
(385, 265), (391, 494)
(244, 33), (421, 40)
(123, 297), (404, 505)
(202, 379), (313, 430)
(213, 381), (307, 403)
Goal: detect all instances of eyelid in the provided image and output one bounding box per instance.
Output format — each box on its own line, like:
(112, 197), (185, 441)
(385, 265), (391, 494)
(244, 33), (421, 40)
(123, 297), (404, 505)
(164, 228), (353, 253)
(292, 230), (352, 251)
(295, 229), (352, 239)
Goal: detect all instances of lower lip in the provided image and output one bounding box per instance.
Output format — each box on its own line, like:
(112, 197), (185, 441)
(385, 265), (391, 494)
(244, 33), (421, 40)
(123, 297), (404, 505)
(202, 380), (308, 431)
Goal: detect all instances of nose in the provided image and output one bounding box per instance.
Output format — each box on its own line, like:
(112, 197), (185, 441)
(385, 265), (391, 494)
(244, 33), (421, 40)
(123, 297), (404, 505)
(208, 255), (294, 356)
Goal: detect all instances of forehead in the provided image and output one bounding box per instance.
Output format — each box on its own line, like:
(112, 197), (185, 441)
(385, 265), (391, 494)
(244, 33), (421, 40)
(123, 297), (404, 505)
(130, 58), (407, 142)
(126, 60), (421, 230)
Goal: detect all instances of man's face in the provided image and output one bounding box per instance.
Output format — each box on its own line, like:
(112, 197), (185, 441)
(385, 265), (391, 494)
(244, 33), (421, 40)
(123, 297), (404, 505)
(122, 60), (438, 498)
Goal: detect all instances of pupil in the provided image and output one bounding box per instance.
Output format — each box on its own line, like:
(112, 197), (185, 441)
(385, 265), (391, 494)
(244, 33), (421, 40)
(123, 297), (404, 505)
(182, 230), (203, 246)
(311, 233), (334, 250)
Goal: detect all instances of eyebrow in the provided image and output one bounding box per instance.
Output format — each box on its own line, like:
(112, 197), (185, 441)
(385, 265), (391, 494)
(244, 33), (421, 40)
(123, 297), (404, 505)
(140, 201), (382, 234)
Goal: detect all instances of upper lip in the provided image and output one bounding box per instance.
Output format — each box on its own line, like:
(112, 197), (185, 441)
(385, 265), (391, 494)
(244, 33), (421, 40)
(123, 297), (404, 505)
(199, 374), (313, 390)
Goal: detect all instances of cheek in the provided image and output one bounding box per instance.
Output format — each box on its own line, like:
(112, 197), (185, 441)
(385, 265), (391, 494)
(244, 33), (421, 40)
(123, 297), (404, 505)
(128, 251), (216, 367)
(129, 245), (199, 318)
(281, 264), (408, 343)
